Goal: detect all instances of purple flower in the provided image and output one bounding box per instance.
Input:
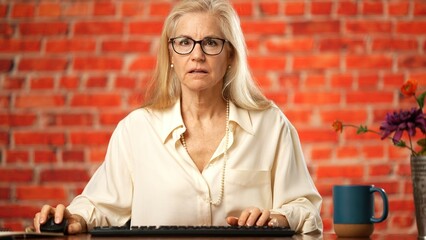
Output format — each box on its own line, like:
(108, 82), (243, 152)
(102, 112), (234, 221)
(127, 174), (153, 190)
(380, 108), (426, 144)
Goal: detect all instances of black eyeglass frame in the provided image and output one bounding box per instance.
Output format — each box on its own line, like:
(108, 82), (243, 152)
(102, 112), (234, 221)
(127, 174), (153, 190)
(169, 37), (228, 56)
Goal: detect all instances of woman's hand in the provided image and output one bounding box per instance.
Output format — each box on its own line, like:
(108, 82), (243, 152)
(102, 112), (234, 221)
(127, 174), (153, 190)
(226, 207), (289, 227)
(34, 204), (87, 234)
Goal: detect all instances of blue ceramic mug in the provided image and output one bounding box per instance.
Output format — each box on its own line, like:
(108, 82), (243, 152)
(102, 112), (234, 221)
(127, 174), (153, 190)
(333, 185), (389, 238)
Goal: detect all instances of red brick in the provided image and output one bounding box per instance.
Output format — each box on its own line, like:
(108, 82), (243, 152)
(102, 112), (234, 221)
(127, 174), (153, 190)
(281, 109), (311, 124)
(346, 20), (392, 34)
(292, 20), (340, 35)
(60, 76), (80, 89)
(304, 74), (326, 88)
(86, 76), (108, 88)
(34, 150), (57, 163)
(46, 39), (96, 53)
(121, 2), (145, 17)
(38, 3), (61, 17)
(94, 2), (116, 16)
(99, 112), (127, 126)
(358, 73), (379, 88)
(0, 131), (9, 145)
(63, 2), (91, 16)
(30, 76), (54, 89)
(74, 21), (123, 35)
(40, 169), (90, 183)
(391, 215), (415, 228)
(0, 59), (13, 72)
(293, 54), (340, 70)
(414, 1), (426, 15)
(0, 187), (10, 200)
(0, 169), (33, 182)
(70, 93), (121, 107)
(372, 38), (418, 51)
(70, 131), (112, 145)
(265, 38), (314, 52)
(389, 1), (409, 16)
(129, 56), (157, 71)
(0, 4), (8, 17)
(399, 55), (426, 68)
(337, 1), (358, 15)
(0, 205), (40, 218)
(298, 129), (338, 142)
(5, 150), (30, 163)
(346, 54), (392, 69)
(16, 186), (67, 201)
(248, 56), (286, 70)
(259, 1), (279, 15)
(397, 21), (426, 34)
(89, 147), (107, 163)
(321, 109), (368, 123)
(264, 92), (287, 105)
(232, 2), (254, 16)
(102, 40), (151, 53)
(383, 73), (405, 88)
(369, 164), (392, 176)
(390, 199), (415, 211)
(311, 148), (332, 161)
(319, 38), (366, 52)
(241, 21), (286, 35)
(15, 94), (65, 108)
(346, 91), (393, 104)
(0, 23), (14, 37)
(19, 22), (68, 35)
(73, 57), (123, 71)
(284, 1), (305, 16)
(0, 113), (36, 127)
(115, 76), (136, 89)
(18, 58), (68, 71)
(362, 145), (385, 158)
(14, 132), (65, 146)
(45, 113), (94, 127)
(362, 1), (384, 14)
(63, 150), (85, 163)
(317, 165), (364, 178)
(129, 21), (164, 35)
(311, 1), (332, 15)
(0, 39), (40, 52)
(150, 2), (172, 16)
(336, 146), (359, 158)
(11, 3), (35, 18)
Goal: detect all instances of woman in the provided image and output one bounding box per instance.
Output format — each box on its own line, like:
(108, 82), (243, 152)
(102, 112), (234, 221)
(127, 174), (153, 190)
(34, 0), (322, 234)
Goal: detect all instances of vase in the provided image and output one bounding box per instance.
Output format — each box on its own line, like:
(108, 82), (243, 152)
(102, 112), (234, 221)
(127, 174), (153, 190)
(411, 155), (426, 240)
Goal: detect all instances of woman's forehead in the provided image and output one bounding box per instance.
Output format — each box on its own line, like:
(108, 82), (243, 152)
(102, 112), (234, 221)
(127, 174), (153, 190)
(174, 12), (223, 38)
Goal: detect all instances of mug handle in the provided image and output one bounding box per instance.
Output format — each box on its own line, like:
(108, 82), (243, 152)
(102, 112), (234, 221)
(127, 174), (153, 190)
(370, 186), (389, 223)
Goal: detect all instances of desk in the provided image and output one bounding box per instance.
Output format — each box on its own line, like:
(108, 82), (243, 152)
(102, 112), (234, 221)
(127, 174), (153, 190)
(0, 233), (418, 240)
(57, 233), (418, 240)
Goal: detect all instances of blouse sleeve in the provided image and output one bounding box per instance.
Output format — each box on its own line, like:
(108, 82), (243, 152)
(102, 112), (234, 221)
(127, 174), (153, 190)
(66, 121), (134, 230)
(270, 114), (323, 234)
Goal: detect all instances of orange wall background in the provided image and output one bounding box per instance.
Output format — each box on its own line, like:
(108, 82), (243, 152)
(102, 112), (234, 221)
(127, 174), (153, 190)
(1, 0), (426, 235)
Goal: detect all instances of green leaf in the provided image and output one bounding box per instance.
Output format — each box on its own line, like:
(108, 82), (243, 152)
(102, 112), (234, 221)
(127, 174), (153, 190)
(395, 140), (406, 147)
(418, 138), (426, 147)
(357, 125), (368, 134)
(416, 91), (426, 109)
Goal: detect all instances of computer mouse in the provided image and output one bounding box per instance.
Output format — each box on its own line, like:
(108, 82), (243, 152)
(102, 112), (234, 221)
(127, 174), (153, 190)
(40, 216), (68, 234)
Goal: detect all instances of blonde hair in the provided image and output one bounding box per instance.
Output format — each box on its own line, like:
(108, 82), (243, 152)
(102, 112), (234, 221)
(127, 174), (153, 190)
(143, 0), (271, 110)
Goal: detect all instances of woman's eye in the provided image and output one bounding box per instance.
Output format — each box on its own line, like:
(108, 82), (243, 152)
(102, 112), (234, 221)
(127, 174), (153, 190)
(205, 39), (218, 46)
(177, 38), (191, 46)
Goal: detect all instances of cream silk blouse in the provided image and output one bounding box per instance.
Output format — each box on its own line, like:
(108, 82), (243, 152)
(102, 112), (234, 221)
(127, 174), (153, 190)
(67, 100), (323, 234)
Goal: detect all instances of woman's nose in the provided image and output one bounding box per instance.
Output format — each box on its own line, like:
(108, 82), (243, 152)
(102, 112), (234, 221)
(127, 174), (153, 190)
(190, 43), (206, 61)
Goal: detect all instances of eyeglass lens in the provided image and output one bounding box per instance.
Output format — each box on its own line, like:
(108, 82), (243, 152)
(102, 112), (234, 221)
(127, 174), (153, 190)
(171, 37), (225, 55)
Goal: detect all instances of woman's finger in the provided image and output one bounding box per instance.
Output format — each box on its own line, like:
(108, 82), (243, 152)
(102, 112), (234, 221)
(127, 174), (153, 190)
(255, 209), (270, 226)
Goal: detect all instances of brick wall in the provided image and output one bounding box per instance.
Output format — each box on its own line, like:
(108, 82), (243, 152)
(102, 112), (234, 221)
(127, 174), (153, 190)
(1, 0), (425, 235)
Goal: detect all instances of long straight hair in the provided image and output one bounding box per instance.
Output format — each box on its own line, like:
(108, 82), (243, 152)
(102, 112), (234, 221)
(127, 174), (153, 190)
(143, 0), (272, 110)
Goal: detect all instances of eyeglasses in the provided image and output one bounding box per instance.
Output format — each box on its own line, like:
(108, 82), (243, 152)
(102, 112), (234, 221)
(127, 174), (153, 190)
(169, 36), (228, 56)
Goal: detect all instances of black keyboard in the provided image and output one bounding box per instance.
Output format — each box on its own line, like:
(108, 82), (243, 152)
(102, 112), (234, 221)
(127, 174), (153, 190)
(90, 225), (295, 237)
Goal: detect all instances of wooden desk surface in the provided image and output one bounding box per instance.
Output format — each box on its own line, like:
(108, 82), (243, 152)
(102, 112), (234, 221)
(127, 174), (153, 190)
(1, 232), (418, 240)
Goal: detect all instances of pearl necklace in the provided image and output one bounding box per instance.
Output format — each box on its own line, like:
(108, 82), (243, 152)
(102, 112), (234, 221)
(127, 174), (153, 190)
(180, 100), (230, 206)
